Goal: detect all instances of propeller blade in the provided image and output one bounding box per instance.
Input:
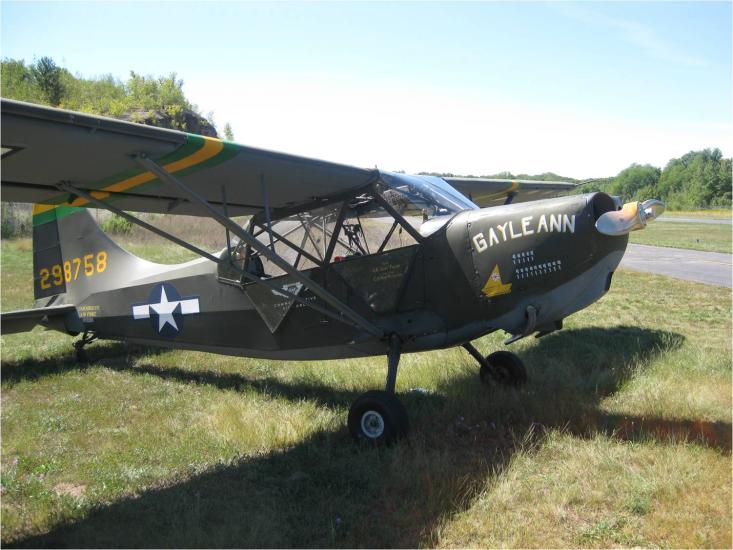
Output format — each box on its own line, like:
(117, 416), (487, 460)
(595, 199), (666, 236)
(641, 199), (665, 221)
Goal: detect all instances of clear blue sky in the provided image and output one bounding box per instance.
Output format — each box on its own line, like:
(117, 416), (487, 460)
(2, 1), (731, 178)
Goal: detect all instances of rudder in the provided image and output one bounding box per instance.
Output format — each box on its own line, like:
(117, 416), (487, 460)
(32, 205), (140, 305)
(32, 204), (67, 302)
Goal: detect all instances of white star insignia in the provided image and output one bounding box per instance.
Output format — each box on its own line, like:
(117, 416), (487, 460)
(132, 285), (200, 335)
(150, 286), (180, 332)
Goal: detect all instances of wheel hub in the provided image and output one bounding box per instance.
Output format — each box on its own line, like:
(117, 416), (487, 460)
(360, 410), (385, 439)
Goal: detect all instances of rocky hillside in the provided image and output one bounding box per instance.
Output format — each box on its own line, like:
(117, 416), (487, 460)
(119, 108), (217, 137)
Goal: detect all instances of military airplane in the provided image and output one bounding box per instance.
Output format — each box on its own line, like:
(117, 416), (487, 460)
(0, 98), (664, 443)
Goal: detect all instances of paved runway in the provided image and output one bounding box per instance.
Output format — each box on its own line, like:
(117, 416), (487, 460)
(620, 244), (732, 288)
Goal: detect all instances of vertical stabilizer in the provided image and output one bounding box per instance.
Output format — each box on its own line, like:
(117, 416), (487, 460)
(32, 205), (141, 305)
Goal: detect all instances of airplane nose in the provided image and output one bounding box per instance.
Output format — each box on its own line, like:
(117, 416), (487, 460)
(442, 192), (631, 342)
(595, 199), (666, 236)
(444, 192), (626, 303)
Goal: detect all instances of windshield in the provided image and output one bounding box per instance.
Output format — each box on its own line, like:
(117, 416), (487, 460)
(377, 172), (477, 235)
(379, 172), (477, 216)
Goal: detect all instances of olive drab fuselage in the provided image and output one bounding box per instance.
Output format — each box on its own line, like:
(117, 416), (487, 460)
(40, 190), (625, 360)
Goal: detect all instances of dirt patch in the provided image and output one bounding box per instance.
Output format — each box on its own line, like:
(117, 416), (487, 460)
(53, 483), (87, 498)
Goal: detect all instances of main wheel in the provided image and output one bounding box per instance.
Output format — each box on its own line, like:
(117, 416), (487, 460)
(348, 390), (409, 444)
(480, 351), (527, 387)
(74, 343), (89, 365)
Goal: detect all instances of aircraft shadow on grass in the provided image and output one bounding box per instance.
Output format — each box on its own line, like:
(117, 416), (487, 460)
(1, 342), (162, 385)
(6, 326), (731, 548)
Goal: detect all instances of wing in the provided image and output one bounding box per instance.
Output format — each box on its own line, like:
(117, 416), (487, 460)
(1, 99), (376, 218)
(444, 177), (576, 208)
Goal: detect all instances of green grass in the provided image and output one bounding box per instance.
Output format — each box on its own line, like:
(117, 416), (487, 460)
(0, 238), (33, 310)
(662, 209), (731, 220)
(629, 221), (732, 253)
(1, 238), (731, 548)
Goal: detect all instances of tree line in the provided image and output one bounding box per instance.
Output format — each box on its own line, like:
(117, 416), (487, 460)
(424, 149), (731, 211)
(573, 150), (731, 210)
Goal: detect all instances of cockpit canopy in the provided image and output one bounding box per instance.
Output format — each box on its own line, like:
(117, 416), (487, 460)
(378, 172), (478, 219)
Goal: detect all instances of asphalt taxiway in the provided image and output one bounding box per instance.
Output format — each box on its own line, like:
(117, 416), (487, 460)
(621, 244), (732, 288)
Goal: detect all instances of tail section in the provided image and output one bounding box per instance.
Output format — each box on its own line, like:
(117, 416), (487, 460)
(32, 204), (67, 302)
(32, 205), (141, 305)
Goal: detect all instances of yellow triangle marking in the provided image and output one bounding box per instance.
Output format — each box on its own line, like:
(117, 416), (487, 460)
(482, 264), (512, 297)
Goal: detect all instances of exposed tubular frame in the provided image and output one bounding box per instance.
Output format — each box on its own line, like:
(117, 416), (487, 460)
(248, 221), (324, 268)
(134, 154), (385, 337)
(58, 181), (371, 332)
(58, 170), (383, 339)
(236, 181), (425, 285)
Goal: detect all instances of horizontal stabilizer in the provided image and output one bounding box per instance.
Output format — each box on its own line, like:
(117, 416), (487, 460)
(1, 304), (80, 335)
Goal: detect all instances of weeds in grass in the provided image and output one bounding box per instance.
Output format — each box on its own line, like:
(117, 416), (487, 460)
(99, 214), (133, 235)
(625, 494), (650, 515)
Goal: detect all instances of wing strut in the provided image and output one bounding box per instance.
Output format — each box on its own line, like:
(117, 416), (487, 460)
(59, 182), (382, 338)
(131, 154), (384, 338)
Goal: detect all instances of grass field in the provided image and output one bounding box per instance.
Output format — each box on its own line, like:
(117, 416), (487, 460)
(1, 238), (731, 548)
(629, 221), (731, 254)
(662, 209), (732, 220)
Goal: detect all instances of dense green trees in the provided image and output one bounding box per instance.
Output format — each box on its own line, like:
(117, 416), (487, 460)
(576, 164), (661, 203)
(1, 58), (48, 105)
(574, 149), (731, 209)
(29, 56), (64, 106)
(657, 149), (731, 209)
(612, 164), (661, 202)
(1, 57), (216, 135)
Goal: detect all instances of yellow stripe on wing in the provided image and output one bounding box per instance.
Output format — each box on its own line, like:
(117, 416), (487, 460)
(482, 180), (520, 200)
(35, 137), (224, 213)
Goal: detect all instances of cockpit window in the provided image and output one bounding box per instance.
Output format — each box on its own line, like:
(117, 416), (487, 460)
(329, 194), (418, 262)
(378, 172), (477, 216)
(377, 172), (477, 236)
(218, 193), (420, 284)
(247, 203), (342, 277)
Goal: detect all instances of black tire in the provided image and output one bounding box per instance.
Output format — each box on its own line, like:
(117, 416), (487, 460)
(348, 390), (409, 444)
(480, 351), (527, 387)
(74, 345), (89, 365)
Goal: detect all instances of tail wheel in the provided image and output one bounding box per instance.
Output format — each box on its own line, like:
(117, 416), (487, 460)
(480, 351), (527, 387)
(348, 390), (409, 444)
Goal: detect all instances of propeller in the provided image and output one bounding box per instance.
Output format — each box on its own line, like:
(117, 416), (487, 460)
(595, 199), (666, 236)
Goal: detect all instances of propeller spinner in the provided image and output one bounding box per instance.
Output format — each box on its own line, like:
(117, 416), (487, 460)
(595, 199), (666, 236)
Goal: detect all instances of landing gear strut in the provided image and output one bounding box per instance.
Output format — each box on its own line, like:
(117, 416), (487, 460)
(463, 342), (527, 387)
(348, 334), (409, 444)
(73, 330), (97, 364)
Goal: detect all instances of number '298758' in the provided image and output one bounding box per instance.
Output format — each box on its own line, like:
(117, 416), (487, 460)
(38, 251), (108, 289)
